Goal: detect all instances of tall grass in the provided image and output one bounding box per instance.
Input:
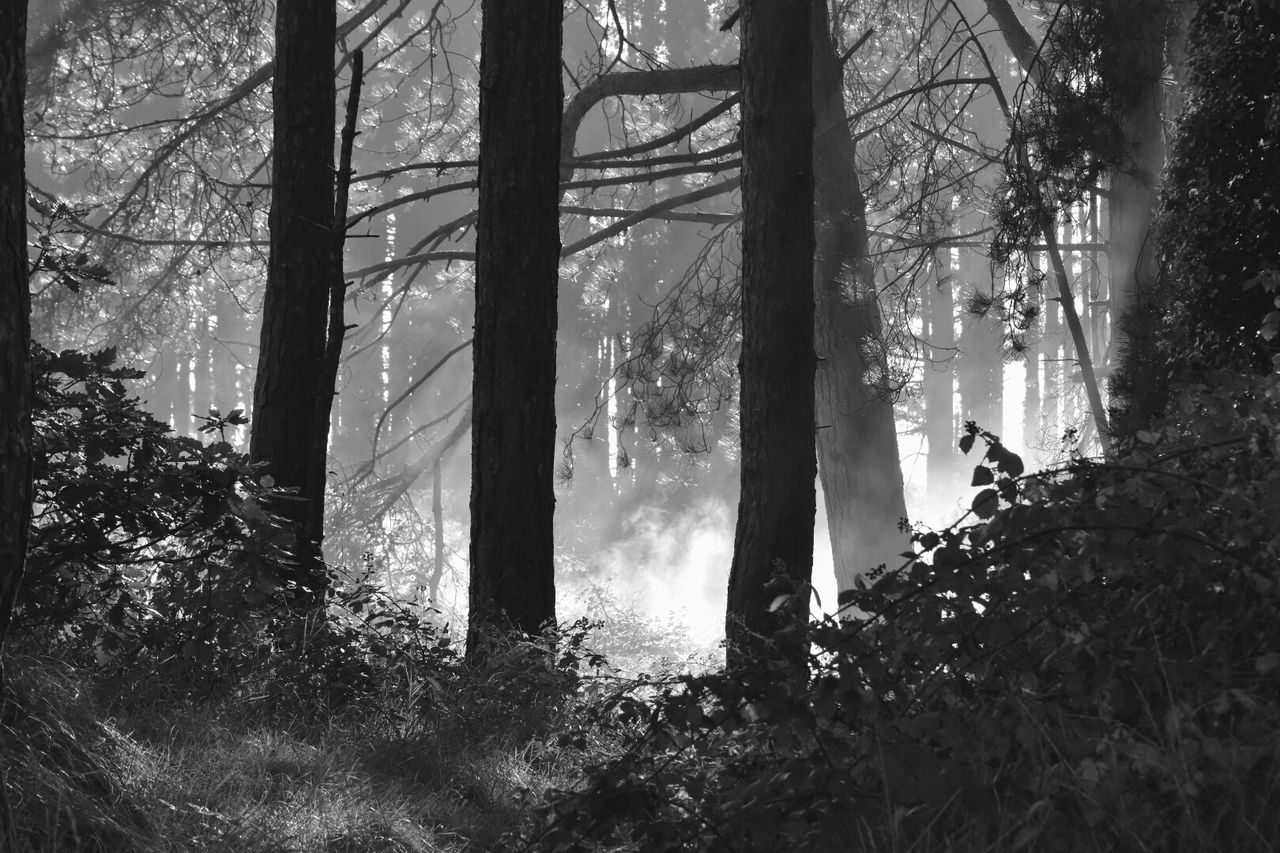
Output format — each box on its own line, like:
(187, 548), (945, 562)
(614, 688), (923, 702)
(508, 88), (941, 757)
(0, 648), (581, 853)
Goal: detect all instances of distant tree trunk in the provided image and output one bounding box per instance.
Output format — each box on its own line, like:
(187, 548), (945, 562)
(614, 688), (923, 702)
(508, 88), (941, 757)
(958, 247), (1004, 437)
(428, 457), (445, 603)
(1042, 281), (1061, 436)
(810, 3), (909, 594)
(958, 316), (1003, 433)
(249, 0), (338, 611)
(467, 0), (562, 656)
(725, 0), (815, 662)
(925, 275), (957, 519)
(194, 315), (214, 423)
(1, 0), (30, 841)
(1023, 286), (1041, 447)
(212, 290), (243, 416)
(169, 346), (193, 437)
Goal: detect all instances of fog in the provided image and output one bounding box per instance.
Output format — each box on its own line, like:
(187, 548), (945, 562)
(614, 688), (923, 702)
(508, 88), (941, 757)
(24, 0), (1114, 659)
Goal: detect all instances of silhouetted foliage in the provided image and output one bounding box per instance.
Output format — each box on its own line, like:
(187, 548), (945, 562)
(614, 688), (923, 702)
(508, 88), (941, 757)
(515, 372), (1280, 851)
(17, 344), (294, 691)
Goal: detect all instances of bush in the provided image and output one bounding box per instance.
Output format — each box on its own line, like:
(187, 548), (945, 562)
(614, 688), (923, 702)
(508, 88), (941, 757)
(517, 371), (1280, 852)
(17, 344), (298, 694)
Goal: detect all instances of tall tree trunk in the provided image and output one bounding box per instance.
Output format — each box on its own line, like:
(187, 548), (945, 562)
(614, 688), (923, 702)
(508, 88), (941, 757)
(1043, 278), (1062, 437)
(0, 0), (29, 650)
(810, 3), (909, 594)
(212, 290), (242, 416)
(194, 315), (214, 424)
(725, 0), (815, 662)
(1106, 0), (1166, 359)
(428, 457), (445, 603)
(925, 274), (957, 519)
(1, 0), (30, 842)
(249, 0), (338, 610)
(467, 0), (563, 656)
(957, 241), (1004, 438)
(1022, 286), (1041, 448)
(169, 346), (193, 437)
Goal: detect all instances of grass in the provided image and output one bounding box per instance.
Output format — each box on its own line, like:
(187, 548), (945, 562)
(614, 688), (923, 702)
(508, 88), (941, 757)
(0, 651), (575, 852)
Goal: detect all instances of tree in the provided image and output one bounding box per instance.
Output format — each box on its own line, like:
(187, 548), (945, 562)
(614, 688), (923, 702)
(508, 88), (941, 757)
(0, 0), (30, 655)
(249, 0), (339, 612)
(725, 0), (815, 662)
(0, 0), (30, 841)
(1111, 0), (1280, 428)
(811, 2), (910, 594)
(466, 0), (563, 656)
(984, 0), (1175, 446)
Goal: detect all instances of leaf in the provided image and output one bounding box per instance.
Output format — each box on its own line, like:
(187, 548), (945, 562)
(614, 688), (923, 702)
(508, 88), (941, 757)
(972, 488), (999, 519)
(971, 465), (995, 486)
(988, 443), (1025, 477)
(959, 433), (976, 454)
(1261, 310), (1280, 342)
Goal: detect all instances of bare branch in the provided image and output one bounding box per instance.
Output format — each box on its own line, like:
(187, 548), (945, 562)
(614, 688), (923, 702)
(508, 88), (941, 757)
(369, 337), (473, 459)
(560, 64), (740, 182)
(561, 176), (740, 256)
(366, 407), (472, 523)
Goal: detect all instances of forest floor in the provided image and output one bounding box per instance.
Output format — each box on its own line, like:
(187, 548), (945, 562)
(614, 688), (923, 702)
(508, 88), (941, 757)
(1, 651), (577, 853)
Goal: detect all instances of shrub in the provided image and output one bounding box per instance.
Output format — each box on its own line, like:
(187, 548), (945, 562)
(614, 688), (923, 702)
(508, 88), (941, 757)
(18, 344), (292, 694)
(516, 371), (1280, 852)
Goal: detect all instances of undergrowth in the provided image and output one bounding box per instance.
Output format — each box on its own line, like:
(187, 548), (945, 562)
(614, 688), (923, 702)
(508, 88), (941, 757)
(1, 613), (603, 852)
(508, 370), (1280, 853)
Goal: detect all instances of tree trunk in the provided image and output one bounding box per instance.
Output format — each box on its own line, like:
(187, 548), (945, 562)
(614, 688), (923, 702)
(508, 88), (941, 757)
(1043, 278), (1061, 436)
(1106, 1), (1166, 359)
(957, 249), (1004, 438)
(810, 3), (909, 594)
(925, 275), (957, 519)
(1, 0), (30, 842)
(1022, 286), (1041, 449)
(467, 0), (563, 656)
(169, 346), (193, 437)
(249, 0), (338, 610)
(212, 290), (243, 417)
(725, 0), (815, 662)
(0, 0), (30, 651)
(194, 316), (214, 424)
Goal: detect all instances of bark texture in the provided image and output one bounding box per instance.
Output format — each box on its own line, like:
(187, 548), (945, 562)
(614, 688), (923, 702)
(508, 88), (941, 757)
(0, 0), (30, 652)
(811, 2), (909, 594)
(726, 0), (815, 661)
(1, 0), (30, 841)
(249, 0), (337, 608)
(467, 0), (563, 655)
(1105, 0), (1166, 344)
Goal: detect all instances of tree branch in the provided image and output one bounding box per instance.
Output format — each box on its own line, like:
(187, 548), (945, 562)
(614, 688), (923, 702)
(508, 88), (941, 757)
(560, 64), (740, 183)
(560, 176), (740, 256)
